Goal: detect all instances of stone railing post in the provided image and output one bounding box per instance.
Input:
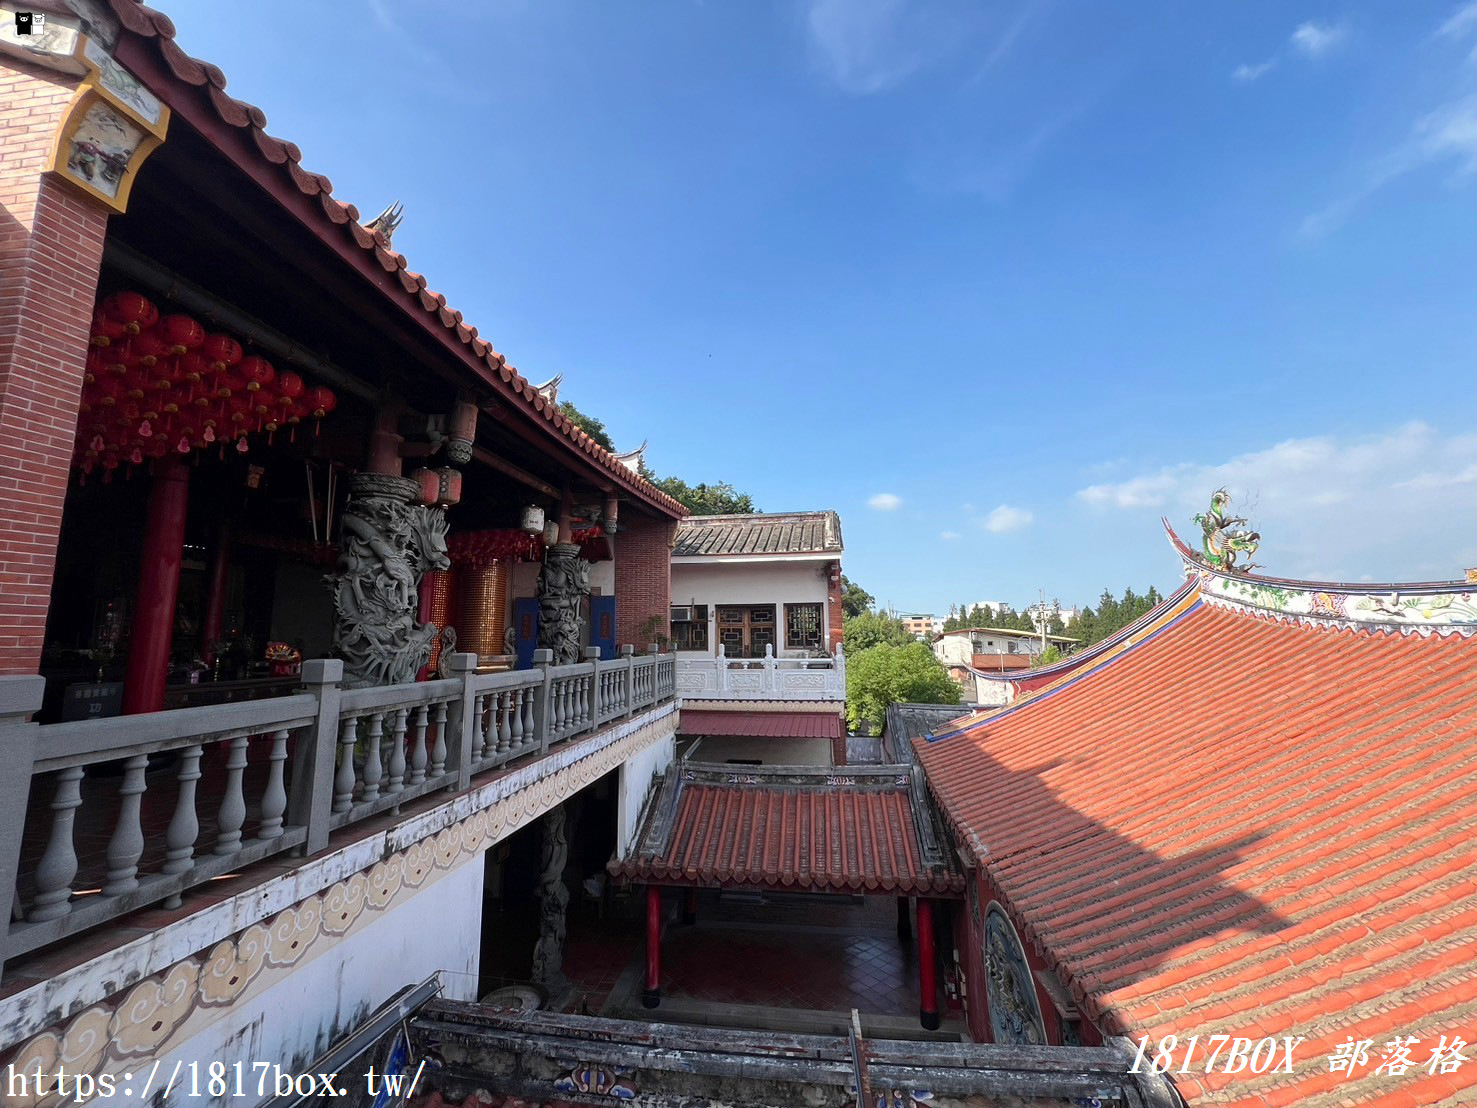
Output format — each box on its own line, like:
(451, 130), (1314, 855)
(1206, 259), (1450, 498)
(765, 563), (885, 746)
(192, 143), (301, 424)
(715, 643), (728, 693)
(291, 659), (344, 856)
(0, 676), (44, 969)
(444, 652), (479, 792)
(584, 646), (601, 733)
(533, 648), (554, 754)
(834, 641), (847, 697)
(621, 644), (636, 718)
(763, 642), (777, 693)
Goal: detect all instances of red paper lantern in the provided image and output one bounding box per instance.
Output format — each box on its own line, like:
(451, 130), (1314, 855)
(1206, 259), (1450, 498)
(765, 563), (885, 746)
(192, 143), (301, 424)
(200, 333), (242, 372)
(105, 337), (141, 376)
(214, 371), (244, 399)
(90, 309), (126, 347)
(239, 355), (275, 393)
(158, 315), (205, 356)
(102, 292), (158, 334)
(306, 385), (336, 418)
(131, 329), (168, 366)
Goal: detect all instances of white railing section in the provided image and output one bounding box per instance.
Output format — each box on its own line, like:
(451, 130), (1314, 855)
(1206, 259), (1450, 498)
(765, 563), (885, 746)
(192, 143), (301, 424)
(0, 646), (675, 979)
(675, 642), (846, 700)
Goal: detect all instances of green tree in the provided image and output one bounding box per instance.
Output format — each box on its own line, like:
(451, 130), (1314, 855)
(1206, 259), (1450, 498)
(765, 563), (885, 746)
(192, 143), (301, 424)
(840, 574), (874, 619)
(846, 641), (960, 733)
(557, 401), (615, 453)
(648, 475), (756, 515)
(842, 610), (914, 655)
(1033, 645), (1064, 667)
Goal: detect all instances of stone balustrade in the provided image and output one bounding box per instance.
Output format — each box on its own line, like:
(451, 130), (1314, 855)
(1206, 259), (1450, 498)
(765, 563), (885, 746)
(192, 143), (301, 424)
(674, 642), (846, 700)
(0, 647), (675, 980)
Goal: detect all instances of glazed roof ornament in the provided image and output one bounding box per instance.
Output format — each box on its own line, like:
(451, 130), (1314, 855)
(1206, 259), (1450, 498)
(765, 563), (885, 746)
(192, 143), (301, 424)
(364, 200), (404, 245)
(535, 373), (563, 405)
(1193, 488), (1260, 575)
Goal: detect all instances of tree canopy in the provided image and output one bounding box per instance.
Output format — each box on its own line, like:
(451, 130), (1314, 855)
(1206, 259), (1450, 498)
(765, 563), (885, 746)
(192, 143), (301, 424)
(1068, 585), (1165, 647)
(557, 401), (615, 453)
(840, 574), (874, 619)
(648, 476), (756, 515)
(841, 610), (914, 655)
(845, 641), (960, 733)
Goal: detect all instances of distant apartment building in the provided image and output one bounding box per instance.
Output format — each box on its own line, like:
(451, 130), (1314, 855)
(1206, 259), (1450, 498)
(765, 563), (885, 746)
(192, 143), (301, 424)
(933, 626), (1079, 704)
(899, 613), (939, 638)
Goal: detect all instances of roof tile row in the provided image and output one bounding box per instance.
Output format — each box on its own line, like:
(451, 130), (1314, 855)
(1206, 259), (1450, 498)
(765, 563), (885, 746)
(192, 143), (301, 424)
(107, 0), (685, 515)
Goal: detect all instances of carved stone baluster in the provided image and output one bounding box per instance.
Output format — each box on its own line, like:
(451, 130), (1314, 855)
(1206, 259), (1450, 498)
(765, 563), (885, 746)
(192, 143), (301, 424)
(29, 766), (84, 922)
(214, 735), (249, 855)
(429, 701), (448, 776)
(508, 687), (524, 750)
(333, 715), (359, 812)
(103, 755), (149, 895)
(497, 690), (513, 753)
(555, 677), (569, 737)
(387, 709), (408, 794)
(259, 730), (289, 840)
(361, 712), (384, 802)
(522, 682), (535, 741)
(161, 745), (203, 908)
(409, 704), (429, 785)
(576, 674), (588, 727)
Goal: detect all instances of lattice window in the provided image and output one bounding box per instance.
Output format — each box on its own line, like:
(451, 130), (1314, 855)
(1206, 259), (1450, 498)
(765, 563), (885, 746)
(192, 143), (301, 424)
(717, 604), (776, 658)
(785, 602), (823, 651)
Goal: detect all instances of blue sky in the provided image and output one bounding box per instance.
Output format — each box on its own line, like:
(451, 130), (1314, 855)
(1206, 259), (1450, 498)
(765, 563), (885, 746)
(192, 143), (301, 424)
(160, 0), (1477, 614)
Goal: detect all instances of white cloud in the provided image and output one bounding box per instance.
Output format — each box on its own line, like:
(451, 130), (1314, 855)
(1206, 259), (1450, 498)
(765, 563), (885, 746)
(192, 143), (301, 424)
(940, 530), (962, 541)
(1233, 60), (1275, 83)
(983, 505), (1033, 534)
(1437, 1), (1477, 40)
(1290, 21), (1347, 58)
(868, 492), (903, 511)
(803, 0), (1028, 95)
(1075, 423), (1477, 580)
(1302, 92), (1477, 236)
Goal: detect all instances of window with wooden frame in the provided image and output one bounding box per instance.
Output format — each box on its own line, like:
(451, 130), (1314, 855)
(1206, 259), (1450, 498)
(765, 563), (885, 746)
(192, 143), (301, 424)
(670, 604), (708, 651)
(716, 604), (776, 658)
(785, 602), (824, 652)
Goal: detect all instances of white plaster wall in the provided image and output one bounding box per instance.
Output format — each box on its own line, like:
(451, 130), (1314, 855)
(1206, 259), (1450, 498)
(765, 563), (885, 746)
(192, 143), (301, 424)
(113, 860), (482, 1108)
(671, 561), (833, 657)
(934, 637), (971, 666)
(617, 729), (675, 854)
(509, 560), (540, 601)
(589, 559), (614, 597)
(685, 735), (831, 766)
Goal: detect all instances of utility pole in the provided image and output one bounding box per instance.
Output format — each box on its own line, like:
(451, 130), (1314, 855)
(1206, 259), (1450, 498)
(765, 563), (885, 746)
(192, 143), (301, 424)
(1039, 588), (1048, 653)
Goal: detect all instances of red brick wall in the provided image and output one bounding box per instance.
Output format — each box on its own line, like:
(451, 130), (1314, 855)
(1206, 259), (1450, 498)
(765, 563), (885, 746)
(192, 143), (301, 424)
(827, 564), (843, 649)
(0, 59), (110, 674)
(614, 514), (676, 650)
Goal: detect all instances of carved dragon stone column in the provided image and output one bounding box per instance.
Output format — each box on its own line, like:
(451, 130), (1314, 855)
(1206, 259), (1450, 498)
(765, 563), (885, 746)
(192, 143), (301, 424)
(531, 803), (570, 992)
(537, 542), (590, 666)
(327, 473), (451, 688)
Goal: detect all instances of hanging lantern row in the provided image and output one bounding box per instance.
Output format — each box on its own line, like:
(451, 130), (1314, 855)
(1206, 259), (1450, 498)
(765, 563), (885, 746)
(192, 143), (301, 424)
(72, 290), (339, 480)
(446, 525), (607, 568)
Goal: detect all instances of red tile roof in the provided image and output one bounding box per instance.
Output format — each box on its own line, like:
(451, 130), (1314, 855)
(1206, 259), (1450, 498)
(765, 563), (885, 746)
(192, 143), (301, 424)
(611, 765), (963, 896)
(679, 709), (842, 739)
(916, 580), (1477, 1106)
(105, 0), (685, 517)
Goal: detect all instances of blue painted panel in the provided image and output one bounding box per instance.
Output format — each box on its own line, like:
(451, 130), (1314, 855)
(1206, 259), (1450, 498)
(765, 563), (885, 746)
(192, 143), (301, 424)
(591, 595), (617, 660)
(513, 597), (540, 669)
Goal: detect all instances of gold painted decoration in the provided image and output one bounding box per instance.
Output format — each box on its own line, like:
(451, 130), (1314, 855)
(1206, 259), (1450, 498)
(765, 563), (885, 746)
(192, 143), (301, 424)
(46, 31), (169, 213)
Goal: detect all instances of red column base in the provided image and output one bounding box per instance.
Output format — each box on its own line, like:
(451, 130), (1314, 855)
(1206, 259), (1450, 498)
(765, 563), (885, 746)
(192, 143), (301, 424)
(918, 896), (940, 1031)
(641, 988), (661, 1009)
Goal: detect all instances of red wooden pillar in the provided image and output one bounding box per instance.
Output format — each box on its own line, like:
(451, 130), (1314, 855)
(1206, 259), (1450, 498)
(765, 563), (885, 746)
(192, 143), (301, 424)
(917, 897), (940, 1030)
(643, 885), (662, 1008)
(683, 888), (698, 926)
(199, 523), (231, 668)
(121, 458), (190, 714)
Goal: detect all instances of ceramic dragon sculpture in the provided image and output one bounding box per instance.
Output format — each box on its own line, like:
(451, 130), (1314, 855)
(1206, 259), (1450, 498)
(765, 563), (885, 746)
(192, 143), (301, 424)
(328, 474), (452, 688)
(1194, 488), (1260, 575)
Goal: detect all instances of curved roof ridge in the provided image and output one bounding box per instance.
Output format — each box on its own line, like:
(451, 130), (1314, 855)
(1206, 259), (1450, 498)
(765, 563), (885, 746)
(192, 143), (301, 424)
(106, 0), (686, 516)
(1165, 521), (1477, 636)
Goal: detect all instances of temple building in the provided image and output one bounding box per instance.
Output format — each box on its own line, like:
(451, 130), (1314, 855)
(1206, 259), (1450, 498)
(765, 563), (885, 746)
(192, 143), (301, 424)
(672, 511), (849, 764)
(913, 521), (1477, 1106)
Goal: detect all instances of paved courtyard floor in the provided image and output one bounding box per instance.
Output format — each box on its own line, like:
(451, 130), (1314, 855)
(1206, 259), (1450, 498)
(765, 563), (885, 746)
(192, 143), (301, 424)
(557, 888), (965, 1040)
